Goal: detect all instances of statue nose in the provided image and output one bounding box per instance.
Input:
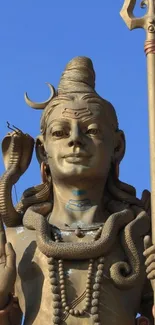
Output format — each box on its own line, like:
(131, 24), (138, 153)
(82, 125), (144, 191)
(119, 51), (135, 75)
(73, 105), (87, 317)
(68, 127), (83, 147)
(68, 139), (83, 147)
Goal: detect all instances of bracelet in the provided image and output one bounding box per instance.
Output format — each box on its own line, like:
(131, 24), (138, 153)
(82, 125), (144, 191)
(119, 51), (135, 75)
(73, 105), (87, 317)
(0, 294), (14, 315)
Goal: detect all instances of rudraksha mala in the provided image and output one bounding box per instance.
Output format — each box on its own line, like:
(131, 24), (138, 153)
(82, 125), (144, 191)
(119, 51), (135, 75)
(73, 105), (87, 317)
(47, 226), (105, 325)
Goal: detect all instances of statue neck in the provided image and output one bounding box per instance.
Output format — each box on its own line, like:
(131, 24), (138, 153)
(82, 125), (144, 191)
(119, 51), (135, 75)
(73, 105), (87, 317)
(48, 179), (108, 227)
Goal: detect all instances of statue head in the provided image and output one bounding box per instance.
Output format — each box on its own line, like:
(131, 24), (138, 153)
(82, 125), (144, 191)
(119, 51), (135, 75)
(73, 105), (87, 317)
(26, 57), (125, 186)
(25, 56), (142, 214)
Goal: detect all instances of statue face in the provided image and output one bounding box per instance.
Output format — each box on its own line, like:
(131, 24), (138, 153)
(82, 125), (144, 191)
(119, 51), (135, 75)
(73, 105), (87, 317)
(44, 99), (116, 183)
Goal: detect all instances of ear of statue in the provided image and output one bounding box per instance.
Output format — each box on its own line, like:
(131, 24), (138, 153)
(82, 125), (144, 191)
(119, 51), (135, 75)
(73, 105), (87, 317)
(35, 135), (47, 165)
(114, 130), (126, 164)
(36, 135), (51, 183)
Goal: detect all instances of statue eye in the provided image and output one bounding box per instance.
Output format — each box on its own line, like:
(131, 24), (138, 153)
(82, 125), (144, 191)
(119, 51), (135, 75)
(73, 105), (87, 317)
(52, 129), (69, 138)
(86, 128), (99, 136)
(52, 130), (65, 137)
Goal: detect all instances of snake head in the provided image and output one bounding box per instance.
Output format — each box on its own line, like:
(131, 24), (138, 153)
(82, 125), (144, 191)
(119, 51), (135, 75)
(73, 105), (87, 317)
(2, 130), (34, 175)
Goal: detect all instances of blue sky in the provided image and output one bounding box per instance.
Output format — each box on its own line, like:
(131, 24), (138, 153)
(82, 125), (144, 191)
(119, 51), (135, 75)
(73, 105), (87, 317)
(0, 0), (150, 201)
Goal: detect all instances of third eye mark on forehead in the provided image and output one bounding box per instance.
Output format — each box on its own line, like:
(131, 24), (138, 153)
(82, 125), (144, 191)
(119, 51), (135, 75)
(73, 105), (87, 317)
(47, 107), (99, 129)
(62, 107), (92, 119)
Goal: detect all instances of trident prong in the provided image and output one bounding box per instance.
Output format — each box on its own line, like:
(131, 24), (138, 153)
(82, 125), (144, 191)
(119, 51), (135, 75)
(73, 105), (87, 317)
(120, 0), (155, 36)
(120, 0), (146, 29)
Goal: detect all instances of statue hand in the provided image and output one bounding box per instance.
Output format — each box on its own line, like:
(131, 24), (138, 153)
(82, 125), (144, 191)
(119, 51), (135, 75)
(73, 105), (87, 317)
(143, 236), (155, 319)
(143, 235), (155, 288)
(0, 220), (16, 308)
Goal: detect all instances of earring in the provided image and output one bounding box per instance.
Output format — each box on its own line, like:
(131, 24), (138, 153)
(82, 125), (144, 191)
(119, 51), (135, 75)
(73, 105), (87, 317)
(115, 162), (119, 179)
(41, 162), (49, 183)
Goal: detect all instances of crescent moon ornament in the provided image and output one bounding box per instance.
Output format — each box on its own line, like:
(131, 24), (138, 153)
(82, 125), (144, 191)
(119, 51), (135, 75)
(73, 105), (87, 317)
(24, 83), (56, 109)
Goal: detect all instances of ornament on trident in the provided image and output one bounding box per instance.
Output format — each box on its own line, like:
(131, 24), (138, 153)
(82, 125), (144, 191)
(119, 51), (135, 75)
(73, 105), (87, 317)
(120, 0), (155, 320)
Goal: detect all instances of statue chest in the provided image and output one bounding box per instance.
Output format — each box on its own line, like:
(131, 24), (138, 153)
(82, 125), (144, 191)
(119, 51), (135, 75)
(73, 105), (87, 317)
(6, 225), (147, 325)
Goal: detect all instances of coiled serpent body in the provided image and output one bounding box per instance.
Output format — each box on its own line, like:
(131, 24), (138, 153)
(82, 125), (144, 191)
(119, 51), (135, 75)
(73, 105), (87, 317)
(23, 203), (150, 289)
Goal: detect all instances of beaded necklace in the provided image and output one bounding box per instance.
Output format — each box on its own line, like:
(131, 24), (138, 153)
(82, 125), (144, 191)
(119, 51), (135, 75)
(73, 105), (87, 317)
(47, 226), (105, 325)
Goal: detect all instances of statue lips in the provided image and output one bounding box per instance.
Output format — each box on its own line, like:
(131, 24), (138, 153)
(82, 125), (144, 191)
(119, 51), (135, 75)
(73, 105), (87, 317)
(63, 152), (92, 163)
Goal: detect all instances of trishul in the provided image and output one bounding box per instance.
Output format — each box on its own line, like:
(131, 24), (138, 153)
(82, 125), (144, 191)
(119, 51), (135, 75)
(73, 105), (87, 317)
(120, 0), (155, 319)
(120, 0), (155, 35)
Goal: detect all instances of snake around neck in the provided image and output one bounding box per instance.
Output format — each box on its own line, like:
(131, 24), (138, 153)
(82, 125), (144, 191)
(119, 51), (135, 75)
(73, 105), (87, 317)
(22, 202), (150, 290)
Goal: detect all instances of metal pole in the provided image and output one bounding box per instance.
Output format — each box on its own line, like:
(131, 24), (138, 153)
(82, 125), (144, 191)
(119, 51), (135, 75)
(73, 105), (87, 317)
(120, 0), (155, 321)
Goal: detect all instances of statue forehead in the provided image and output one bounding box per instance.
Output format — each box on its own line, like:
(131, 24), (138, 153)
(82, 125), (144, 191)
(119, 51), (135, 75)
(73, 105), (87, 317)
(62, 99), (92, 119)
(46, 99), (103, 124)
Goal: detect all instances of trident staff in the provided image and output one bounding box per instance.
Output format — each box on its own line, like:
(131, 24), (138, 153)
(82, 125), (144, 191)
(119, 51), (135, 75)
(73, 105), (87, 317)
(120, 0), (155, 319)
